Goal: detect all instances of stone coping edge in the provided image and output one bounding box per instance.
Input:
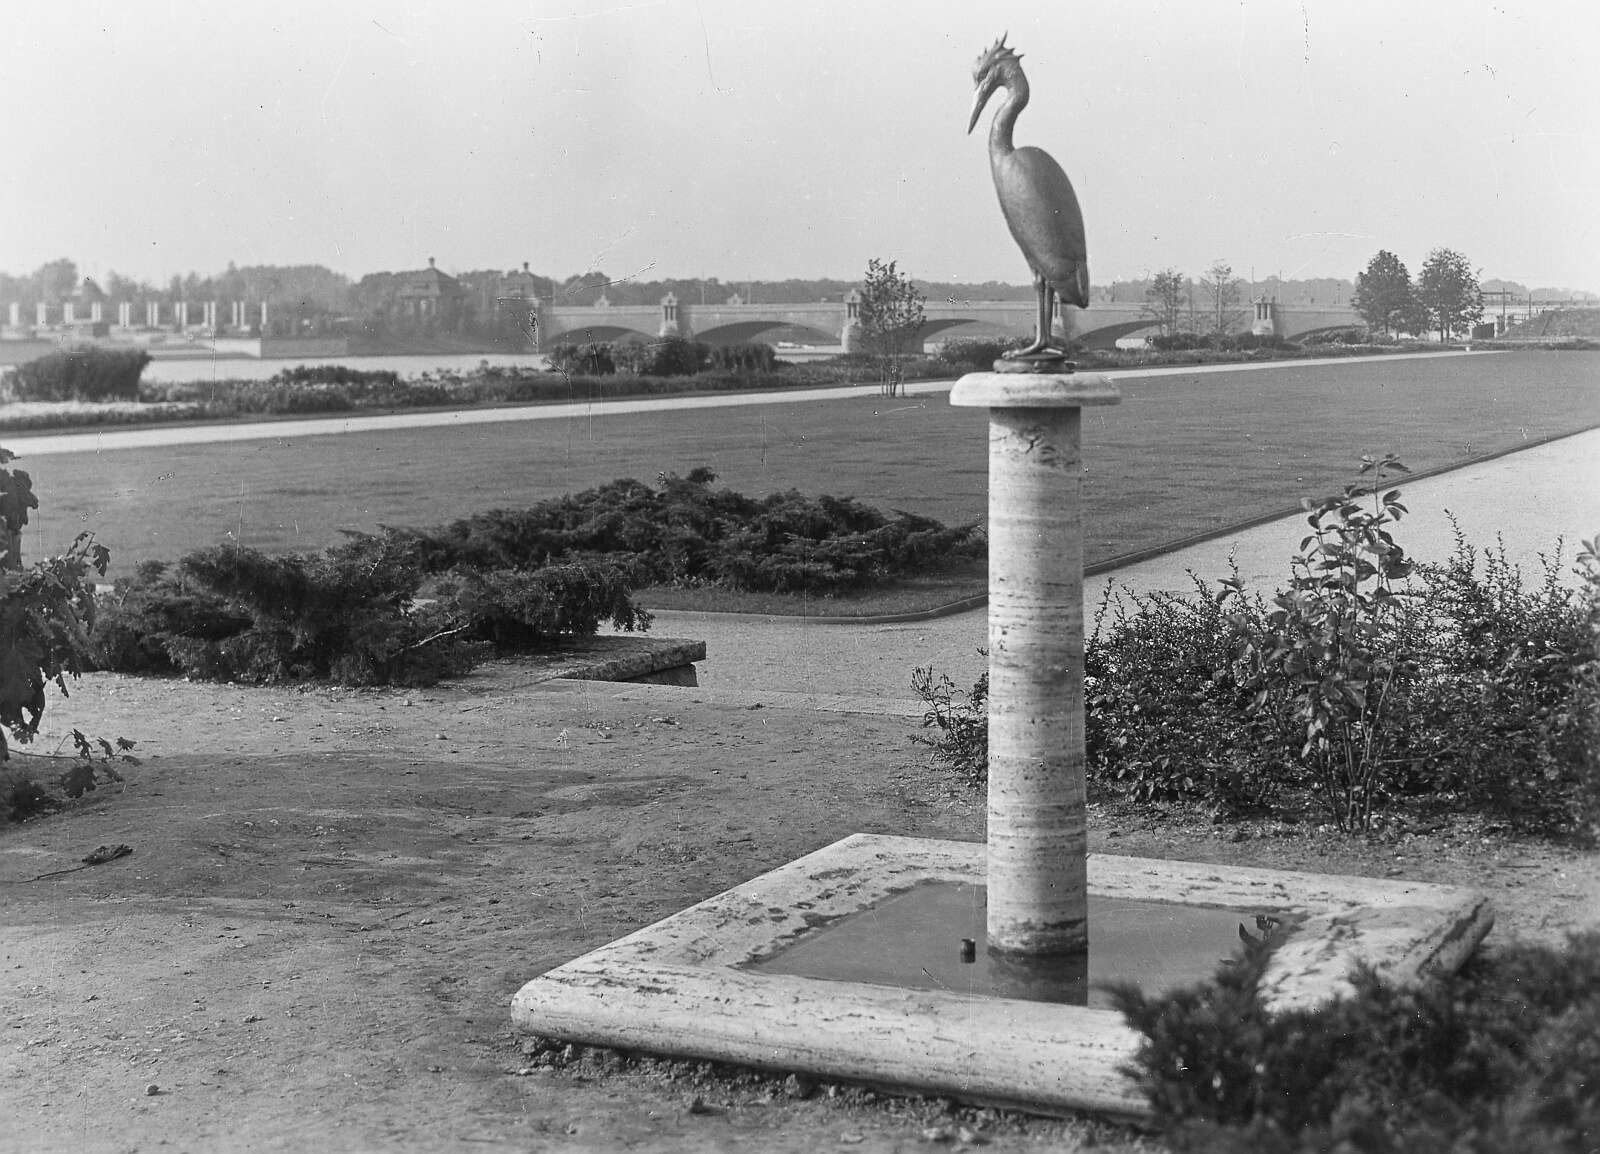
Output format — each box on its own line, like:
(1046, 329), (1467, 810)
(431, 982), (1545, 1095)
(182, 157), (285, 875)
(512, 833), (1494, 1118)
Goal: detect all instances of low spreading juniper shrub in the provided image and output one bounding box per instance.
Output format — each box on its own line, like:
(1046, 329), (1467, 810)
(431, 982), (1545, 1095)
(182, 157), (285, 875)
(433, 562), (652, 648)
(94, 527), (655, 687)
(409, 470), (984, 596)
(95, 537), (480, 686)
(1108, 931), (1600, 1153)
(704, 496), (979, 594)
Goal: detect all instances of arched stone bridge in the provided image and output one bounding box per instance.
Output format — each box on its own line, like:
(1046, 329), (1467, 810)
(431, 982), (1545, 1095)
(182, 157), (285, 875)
(535, 294), (1361, 350)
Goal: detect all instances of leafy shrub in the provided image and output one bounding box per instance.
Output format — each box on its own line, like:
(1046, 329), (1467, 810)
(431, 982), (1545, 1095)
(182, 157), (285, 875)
(231, 383), (357, 415)
(913, 463), (1599, 836)
(1300, 326), (1371, 346)
(1403, 529), (1599, 831)
(1086, 578), (1293, 813)
(911, 663), (989, 784)
(1226, 455), (1420, 832)
(1148, 332), (1212, 351)
(547, 341), (616, 376)
(1109, 931), (1600, 1152)
(1217, 332), (1297, 352)
(609, 337), (654, 375)
(271, 364), (402, 388)
(641, 337), (711, 377)
(934, 337), (1027, 372)
(1, 530), (110, 752)
(708, 342), (778, 373)
(9, 346), (150, 402)
(0, 445), (134, 821)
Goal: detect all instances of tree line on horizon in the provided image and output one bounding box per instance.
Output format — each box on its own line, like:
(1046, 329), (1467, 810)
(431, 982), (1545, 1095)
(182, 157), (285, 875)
(3, 257), (1591, 343)
(1134, 249), (1596, 342)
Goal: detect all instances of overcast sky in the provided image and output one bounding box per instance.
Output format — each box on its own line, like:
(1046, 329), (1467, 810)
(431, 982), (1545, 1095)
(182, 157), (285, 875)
(3, 1), (1595, 291)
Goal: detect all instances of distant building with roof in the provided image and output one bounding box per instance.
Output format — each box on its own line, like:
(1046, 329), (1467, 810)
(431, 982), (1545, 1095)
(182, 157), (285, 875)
(394, 257), (465, 329)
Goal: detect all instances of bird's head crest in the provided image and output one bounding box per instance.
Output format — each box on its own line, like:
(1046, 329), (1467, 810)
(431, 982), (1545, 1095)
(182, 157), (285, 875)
(972, 34), (1021, 82)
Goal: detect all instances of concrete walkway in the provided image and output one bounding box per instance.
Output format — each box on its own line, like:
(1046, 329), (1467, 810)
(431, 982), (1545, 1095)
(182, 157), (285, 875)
(643, 428), (1600, 702)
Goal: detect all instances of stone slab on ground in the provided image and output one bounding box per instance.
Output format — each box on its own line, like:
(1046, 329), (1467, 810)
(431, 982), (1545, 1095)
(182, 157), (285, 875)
(483, 634), (705, 684)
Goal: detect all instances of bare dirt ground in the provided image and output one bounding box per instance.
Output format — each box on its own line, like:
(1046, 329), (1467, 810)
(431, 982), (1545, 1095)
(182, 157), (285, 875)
(3, 662), (1598, 1153)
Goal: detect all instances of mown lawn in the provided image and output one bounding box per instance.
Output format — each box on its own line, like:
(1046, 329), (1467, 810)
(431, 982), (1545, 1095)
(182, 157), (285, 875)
(12, 352), (1599, 597)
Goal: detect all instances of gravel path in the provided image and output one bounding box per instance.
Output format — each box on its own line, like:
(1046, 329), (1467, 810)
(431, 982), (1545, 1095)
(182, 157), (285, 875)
(646, 428), (1600, 699)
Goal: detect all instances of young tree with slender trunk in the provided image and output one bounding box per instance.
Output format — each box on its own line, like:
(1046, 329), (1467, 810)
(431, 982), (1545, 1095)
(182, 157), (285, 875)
(1143, 268), (1186, 337)
(1199, 260), (1244, 337)
(858, 258), (926, 398)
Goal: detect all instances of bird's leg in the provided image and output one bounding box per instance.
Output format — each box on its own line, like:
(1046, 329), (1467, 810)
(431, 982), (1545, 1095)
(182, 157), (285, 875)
(1009, 272), (1053, 356)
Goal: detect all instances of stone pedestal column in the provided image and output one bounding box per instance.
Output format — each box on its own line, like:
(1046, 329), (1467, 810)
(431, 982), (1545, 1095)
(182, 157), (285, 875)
(36, 303), (48, 326)
(949, 371), (1120, 957)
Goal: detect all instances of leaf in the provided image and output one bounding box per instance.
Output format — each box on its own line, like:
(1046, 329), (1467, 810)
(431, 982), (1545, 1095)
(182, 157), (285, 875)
(58, 762), (98, 798)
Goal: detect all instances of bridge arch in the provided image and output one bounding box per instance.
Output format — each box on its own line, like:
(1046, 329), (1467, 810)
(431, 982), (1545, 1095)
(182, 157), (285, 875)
(691, 320), (839, 347)
(920, 317), (1026, 342)
(1075, 318), (1159, 349)
(544, 323), (655, 346)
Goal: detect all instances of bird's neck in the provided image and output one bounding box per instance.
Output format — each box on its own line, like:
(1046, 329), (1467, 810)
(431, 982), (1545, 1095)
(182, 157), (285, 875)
(989, 72), (1030, 156)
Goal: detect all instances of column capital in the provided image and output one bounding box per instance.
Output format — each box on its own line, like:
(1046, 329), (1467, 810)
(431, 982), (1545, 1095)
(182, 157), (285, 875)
(949, 371), (1121, 408)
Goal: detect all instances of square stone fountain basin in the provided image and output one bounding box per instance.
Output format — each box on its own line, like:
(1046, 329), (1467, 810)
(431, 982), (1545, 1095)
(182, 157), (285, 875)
(511, 833), (1493, 1118)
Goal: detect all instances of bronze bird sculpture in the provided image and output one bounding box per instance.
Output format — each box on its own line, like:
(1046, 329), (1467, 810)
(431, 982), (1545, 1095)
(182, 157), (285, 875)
(969, 36), (1087, 362)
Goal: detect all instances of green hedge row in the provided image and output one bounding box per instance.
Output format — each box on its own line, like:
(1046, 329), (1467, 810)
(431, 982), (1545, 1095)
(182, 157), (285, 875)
(6, 346), (151, 402)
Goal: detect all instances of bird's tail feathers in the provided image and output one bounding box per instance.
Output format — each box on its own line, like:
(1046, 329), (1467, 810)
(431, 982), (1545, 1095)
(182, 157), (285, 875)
(1059, 262), (1090, 309)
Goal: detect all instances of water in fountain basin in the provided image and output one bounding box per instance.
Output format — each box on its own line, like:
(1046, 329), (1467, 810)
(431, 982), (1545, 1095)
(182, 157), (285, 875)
(745, 881), (1271, 1007)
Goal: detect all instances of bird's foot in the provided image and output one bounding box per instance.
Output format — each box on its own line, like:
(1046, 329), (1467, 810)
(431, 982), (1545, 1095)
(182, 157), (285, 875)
(996, 344), (1076, 374)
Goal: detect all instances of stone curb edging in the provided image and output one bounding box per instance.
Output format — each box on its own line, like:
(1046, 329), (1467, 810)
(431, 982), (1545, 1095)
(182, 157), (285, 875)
(642, 420), (1600, 628)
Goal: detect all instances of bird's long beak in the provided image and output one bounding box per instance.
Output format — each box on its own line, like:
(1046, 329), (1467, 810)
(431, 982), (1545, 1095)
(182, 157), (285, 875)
(967, 86), (991, 135)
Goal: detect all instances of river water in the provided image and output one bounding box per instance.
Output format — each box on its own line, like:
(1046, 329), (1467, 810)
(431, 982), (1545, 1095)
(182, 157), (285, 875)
(141, 351), (551, 383)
